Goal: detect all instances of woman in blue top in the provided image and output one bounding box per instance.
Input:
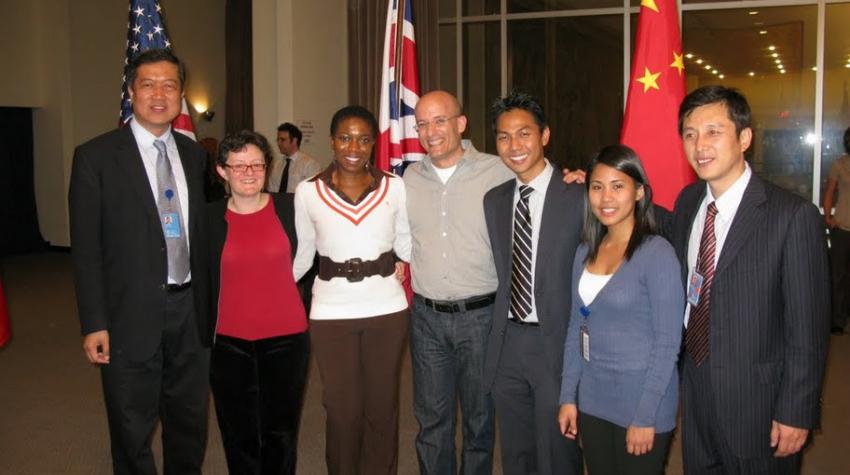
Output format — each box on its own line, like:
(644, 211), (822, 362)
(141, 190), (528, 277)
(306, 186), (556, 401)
(558, 145), (684, 474)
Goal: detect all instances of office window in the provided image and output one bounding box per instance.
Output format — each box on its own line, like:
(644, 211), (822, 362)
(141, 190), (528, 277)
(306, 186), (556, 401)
(508, 0), (621, 14)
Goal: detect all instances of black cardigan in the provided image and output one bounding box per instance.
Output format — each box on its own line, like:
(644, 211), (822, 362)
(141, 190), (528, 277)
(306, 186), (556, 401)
(206, 193), (298, 344)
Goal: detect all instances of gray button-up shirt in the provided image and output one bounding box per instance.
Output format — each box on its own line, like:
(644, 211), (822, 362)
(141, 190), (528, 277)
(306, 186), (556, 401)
(404, 141), (514, 300)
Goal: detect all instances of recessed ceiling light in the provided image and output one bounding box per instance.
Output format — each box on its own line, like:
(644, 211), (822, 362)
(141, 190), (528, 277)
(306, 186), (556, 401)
(811, 66), (817, 71)
(696, 59), (703, 64)
(759, 30), (768, 35)
(775, 59), (781, 64)
(712, 70), (718, 75)
(705, 65), (712, 70)
(780, 70), (786, 74)
(749, 11), (759, 15)
(768, 46), (776, 51)
(845, 64), (850, 69)
(777, 64), (784, 69)
(749, 72), (756, 77)
(772, 53), (779, 58)
(719, 74), (725, 79)
(685, 53), (694, 59)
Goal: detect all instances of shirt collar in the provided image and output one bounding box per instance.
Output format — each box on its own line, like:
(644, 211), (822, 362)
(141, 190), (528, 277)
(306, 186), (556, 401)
(705, 163), (752, 222)
(515, 160), (554, 196)
(422, 139), (478, 173)
(129, 118), (174, 149)
(311, 161), (388, 205)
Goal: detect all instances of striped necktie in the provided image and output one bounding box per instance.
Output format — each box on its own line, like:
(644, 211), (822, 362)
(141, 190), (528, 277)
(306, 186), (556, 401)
(685, 201), (718, 366)
(510, 185), (534, 320)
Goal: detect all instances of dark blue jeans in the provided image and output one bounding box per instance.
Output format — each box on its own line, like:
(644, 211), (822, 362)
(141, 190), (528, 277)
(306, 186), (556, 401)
(410, 295), (495, 475)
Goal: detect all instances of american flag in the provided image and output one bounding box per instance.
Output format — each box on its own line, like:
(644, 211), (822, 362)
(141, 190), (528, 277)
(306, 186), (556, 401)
(376, 0), (426, 175)
(119, 0), (196, 140)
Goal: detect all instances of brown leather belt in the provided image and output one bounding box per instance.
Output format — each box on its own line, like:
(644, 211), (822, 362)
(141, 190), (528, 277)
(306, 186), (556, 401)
(318, 251), (395, 283)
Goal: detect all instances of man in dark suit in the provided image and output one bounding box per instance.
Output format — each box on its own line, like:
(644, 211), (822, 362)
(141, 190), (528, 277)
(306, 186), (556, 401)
(483, 92), (584, 474)
(69, 49), (211, 474)
(672, 85), (830, 473)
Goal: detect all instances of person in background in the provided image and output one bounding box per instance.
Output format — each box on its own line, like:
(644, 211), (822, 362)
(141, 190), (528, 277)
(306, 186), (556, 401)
(558, 145), (683, 474)
(208, 130), (309, 474)
(269, 122), (322, 194)
(292, 105), (410, 475)
(823, 126), (850, 335)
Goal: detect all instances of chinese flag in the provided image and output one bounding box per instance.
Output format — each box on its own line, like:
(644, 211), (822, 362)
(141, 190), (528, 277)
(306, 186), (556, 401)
(621, 0), (694, 210)
(0, 277), (10, 348)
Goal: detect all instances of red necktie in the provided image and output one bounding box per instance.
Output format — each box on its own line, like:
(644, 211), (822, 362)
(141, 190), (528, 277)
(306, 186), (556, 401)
(685, 202), (718, 366)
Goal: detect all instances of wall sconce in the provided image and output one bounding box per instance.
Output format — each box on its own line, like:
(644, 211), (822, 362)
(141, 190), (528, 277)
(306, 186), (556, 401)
(193, 102), (215, 122)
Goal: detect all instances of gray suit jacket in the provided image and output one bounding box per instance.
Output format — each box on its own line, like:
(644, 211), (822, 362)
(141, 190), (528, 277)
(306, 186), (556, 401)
(672, 174), (830, 458)
(483, 170), (585, 389)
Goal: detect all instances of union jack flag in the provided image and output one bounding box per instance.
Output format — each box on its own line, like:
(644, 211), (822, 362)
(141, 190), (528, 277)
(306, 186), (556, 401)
(376, 0), (426, 175)
(119, 0), (196, 140)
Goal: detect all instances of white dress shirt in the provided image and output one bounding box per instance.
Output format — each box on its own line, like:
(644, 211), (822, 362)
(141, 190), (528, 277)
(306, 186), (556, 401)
(130, 119), (191, 283)
(684, 164), (752, 327)
(509, 160), (554, 323)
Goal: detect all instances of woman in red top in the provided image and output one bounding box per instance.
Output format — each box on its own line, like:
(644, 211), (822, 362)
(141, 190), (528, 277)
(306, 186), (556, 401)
(208, 130), (309, 474)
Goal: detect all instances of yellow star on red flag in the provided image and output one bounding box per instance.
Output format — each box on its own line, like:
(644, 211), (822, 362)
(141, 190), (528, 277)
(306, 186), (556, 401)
(636, 67), (661, 92)
(670, 51), (685, 76)
(641, 0), (659, 13)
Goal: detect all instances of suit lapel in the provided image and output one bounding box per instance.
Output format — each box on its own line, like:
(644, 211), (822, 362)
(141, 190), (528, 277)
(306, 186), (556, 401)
(496, 180), (517, 277)
(116, 127), (160, 224)
(715, 174), (766, 275)
(535, 172), (561, 286)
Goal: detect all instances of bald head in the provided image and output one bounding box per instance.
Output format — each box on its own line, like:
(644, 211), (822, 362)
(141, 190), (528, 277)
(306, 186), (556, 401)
(414, 90), (468, 167)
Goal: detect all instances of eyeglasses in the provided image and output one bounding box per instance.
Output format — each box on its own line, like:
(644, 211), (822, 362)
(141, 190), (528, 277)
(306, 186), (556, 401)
(223, 163), (267, 173)
(414, 114), (460, 132)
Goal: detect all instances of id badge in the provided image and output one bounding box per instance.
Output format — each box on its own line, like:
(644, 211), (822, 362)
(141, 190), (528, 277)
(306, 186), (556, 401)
(580, 325), (590, 362)
(161, 212), (182, 239)
(687, 270), (704, 307)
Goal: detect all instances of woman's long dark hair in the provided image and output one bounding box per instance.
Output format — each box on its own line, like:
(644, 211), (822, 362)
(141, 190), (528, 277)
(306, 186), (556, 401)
(583, 144), (657, 263)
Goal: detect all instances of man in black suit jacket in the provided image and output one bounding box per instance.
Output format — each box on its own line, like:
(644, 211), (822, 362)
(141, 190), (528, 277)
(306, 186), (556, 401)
(483, 92), (584, 474)
(69, 49), (211, 474)
(673, 86), (829, 473)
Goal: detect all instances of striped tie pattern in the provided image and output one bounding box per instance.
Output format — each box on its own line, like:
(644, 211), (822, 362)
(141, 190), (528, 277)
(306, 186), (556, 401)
(685, 201), (718, 366)
(510, 185), (534, 320)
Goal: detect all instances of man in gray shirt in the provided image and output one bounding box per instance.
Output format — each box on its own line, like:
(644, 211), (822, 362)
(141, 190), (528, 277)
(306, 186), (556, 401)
(404, 91), (513, 475)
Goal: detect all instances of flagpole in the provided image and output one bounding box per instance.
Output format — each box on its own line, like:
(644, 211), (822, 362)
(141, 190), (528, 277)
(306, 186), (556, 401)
(393, 0), (404, 117)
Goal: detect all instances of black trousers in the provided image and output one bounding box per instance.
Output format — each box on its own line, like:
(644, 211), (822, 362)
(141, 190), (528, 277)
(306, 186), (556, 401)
(830, 228), (850, 329)
(578, 412), (673, 475)
(210, 332), (310, 475)
(101, 286), (210, 475)
(681, 355), (801, 474)
(491, 322), (583, 475)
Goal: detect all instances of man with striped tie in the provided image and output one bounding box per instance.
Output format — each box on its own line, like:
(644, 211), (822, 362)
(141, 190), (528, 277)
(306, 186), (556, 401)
(483, 92), (584, 475)
(672, 86), (830, 474)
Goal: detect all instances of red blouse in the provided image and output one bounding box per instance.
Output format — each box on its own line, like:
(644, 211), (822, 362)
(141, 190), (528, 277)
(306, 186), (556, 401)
(217, 199), (307, 340)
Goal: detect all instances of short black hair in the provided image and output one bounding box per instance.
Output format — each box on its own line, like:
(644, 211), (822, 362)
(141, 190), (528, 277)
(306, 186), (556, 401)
(277, 122), (303, 147)
(329, 105), (378, 138)
(125, 48), (186, 90)
(491, 91), (547, 133)
(844, 126), (850, 155)
(678, 85), (751, 135)
(583, 144), (656, 263)
(217, 130), (274, 168)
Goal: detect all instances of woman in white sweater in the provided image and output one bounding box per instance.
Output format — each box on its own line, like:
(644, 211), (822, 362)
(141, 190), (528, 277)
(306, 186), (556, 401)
(292, 105), (410, 475)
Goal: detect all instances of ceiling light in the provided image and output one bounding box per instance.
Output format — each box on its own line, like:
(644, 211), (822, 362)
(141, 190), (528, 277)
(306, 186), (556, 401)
(845, 64), (850, 69)
(712, 70), (718, 75)
(719, 74), (725, 79)
(749, 11), (759, 15)
(811, 66), (817, 71)
(780, 69), (786, 74)
(772, 53), (779, 58)
(759, 30), (768, 35)
(696, 59), (703, 64)
(705, 65), (712, 70)
(768, 46), (776, 51)
(685, 53), (694, 59)
(748, 72), (756, 77)
(775, 59), (782, 64)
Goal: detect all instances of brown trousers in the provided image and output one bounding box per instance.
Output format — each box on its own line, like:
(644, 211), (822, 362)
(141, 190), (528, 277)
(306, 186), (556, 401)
(310, 309), (409, 475)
